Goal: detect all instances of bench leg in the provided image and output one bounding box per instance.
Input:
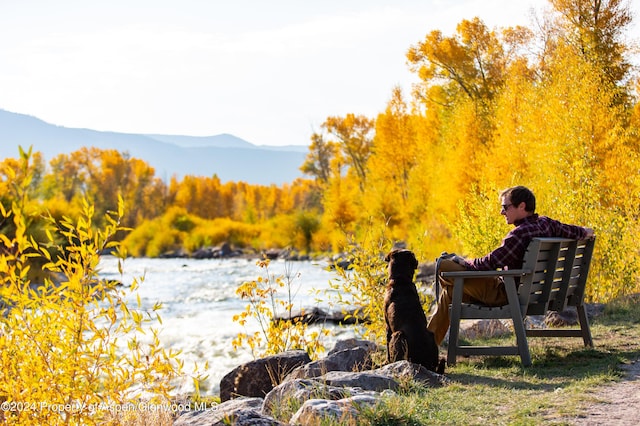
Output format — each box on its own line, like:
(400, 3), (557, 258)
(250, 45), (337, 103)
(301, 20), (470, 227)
(577, 304), (594, 347)
(512, 316), (531, 366)
(447, 277), (465, 366)
(503, 276), (531, 367)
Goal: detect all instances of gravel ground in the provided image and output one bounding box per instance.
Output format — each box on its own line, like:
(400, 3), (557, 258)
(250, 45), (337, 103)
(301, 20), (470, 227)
(567, 359), (640, 425)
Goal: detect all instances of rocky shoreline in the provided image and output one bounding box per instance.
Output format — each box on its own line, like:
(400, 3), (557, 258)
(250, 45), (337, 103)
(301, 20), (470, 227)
(174, 338), (447, 425)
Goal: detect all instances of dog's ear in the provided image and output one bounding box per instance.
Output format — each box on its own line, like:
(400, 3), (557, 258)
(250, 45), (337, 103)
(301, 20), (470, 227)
(384, 250), (396, 262)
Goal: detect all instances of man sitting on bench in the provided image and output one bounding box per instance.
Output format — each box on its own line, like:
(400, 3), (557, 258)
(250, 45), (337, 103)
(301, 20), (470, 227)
(427, 185), (595, 345)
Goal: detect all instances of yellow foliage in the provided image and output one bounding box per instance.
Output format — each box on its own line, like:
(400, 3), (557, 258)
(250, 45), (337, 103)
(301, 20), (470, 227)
(321, 10), (640, 303)
(123, 207), (262, 257)
(231, 259), (331, 360)
(0, 198), (190, 425)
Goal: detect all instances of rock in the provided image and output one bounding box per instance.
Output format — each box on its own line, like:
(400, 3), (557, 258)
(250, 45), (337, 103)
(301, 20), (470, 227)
(284, 345), (375, 381)
(545, 309), (578, 327)
(191, 247), (216, 259)
(328, 252), (354, 270)
(441, 303), (607, 342)
(191, 242), (238, 259)
(328, 338), (378, 353)
(219, 350), (311, 402)
(217, 242), (233, 257)
(289, 394), (383, 425)
(262, 379), (360, 417)
(263, 360), (447, 418)
(158, 247), (188, 258)
(273, 307), (332, 325)
(374, 360), (448, 387)
(458, 319), (511, 340)
(416, 261), (437, 284)
(545, 303), (606, 327)
(273, 307), (371, 325)
(317, 370), (400, 392)
(173, 397), (283, 426)
(263, 249), (283, 260)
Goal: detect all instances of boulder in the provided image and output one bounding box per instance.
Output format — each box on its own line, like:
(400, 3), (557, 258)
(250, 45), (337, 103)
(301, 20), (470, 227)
(545, 303), (606, 327)
(173, 397), (282, 426)
(329, 338), (379, 354)
(458, 319), (511, 340)
(317, 370), (400, 392)
(416, 261), (437, 285)
(290, 394), (382, 425)
(191, 247), (216, 259)
(374, 360), (448, 388)
(191, 242), (236, 259)
(440, 303), (607, 343)
(262, 379), (361, 417)
(545, 309), (579, 327)
(271, 360), (445, 424)
(284, 344), (376, 381)
(219, 350), (311, 402)
(263, 249), (283, 260)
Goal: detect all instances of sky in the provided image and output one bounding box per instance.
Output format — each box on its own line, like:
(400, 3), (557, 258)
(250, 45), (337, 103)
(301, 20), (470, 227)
(1, 0), (639, 147)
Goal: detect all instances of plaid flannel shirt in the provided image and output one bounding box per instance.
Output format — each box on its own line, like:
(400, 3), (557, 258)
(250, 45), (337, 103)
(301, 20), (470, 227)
(468, 214), (588, 271)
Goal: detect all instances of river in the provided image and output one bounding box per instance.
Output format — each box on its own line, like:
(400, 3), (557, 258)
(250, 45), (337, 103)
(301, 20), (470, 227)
(97, 256), (360, 396)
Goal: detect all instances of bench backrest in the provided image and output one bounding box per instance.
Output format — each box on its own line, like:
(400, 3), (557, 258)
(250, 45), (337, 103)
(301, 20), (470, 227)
(517, 237), (596, 316)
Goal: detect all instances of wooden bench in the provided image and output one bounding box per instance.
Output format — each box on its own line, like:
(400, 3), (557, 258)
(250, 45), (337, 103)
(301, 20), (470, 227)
(441, 237), (596, 366)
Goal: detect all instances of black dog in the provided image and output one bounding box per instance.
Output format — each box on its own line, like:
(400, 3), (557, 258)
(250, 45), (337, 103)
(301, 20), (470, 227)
(384, 249), (444, 374)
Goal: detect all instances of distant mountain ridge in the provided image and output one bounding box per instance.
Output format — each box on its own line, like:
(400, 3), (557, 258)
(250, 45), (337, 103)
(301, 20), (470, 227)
(0, 109), (308, 185)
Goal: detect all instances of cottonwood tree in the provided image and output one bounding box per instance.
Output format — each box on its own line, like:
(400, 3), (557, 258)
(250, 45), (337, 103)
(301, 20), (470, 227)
(550, 0), (632, 92)
(300, 132), (335, 185)
(322, 114), (375, 190)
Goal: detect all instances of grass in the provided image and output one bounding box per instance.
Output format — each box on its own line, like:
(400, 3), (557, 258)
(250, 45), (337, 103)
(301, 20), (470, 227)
(351, 295), (640, 426)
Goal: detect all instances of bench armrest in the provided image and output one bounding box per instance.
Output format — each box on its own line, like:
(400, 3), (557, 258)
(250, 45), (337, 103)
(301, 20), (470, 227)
(441, 269), (530, 278)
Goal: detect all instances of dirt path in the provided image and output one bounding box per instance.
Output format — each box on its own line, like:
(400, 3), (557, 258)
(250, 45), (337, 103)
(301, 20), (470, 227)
(568, 359), (640, 425)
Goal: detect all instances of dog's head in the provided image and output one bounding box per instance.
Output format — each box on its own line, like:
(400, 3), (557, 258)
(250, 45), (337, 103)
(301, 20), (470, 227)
(385, 249), (419, 280)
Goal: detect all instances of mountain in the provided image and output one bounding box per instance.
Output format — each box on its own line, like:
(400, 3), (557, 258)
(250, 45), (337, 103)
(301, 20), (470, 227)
(0, 109), (308, 185)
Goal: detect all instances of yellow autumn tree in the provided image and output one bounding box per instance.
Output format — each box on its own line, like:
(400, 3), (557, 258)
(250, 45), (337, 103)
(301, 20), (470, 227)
(446, 0), (640, 301)
(362, 87), (418, 241)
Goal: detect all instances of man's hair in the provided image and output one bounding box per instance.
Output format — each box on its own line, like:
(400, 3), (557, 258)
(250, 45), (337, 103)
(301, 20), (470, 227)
(501, 186), (536, 212)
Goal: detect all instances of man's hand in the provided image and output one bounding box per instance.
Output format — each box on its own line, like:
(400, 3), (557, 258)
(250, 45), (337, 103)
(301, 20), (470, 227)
(440, 252), (467, 267)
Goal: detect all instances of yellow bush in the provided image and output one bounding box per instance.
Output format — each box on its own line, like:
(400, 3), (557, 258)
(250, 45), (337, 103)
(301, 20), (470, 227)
(0, 198), (187, 425)
(185, 217), (261, 252)
(232, 258), (330, 360)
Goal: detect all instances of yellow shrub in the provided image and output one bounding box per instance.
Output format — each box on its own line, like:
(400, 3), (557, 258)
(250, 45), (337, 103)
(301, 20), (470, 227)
(232, 258), (330, 360)
(0, 198), (189, 425)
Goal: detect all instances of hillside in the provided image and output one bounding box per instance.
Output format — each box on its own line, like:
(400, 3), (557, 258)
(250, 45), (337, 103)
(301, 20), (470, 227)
(0, 109), (308, 185)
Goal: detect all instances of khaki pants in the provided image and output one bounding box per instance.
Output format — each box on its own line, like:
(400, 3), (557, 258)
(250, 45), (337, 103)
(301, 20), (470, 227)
(427, 259), (508, 345)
